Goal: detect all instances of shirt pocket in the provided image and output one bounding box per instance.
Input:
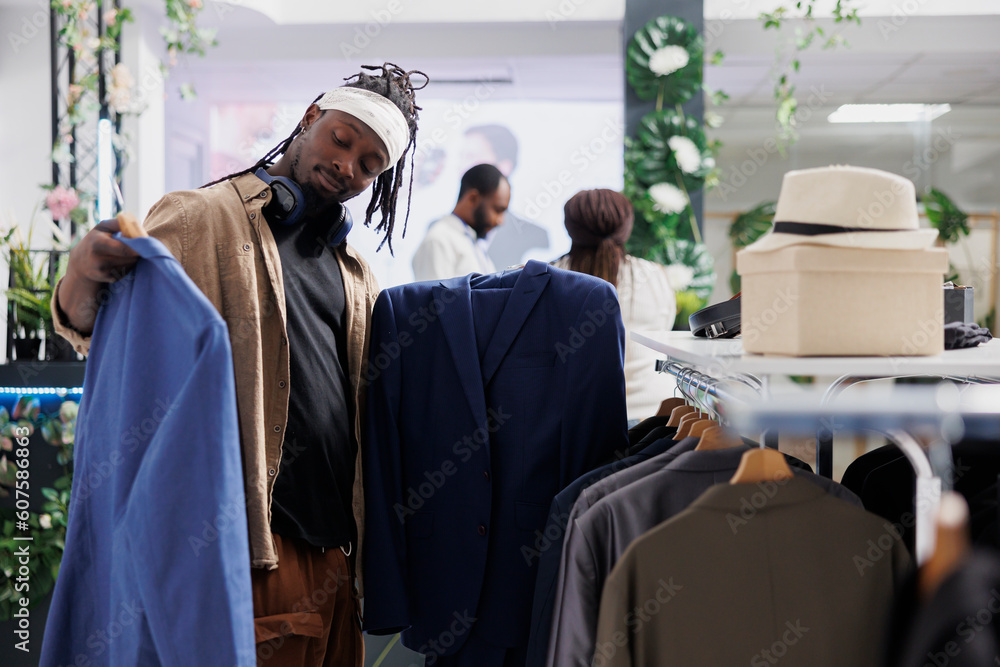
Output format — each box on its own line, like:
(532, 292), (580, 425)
(216, 241), (259, 320)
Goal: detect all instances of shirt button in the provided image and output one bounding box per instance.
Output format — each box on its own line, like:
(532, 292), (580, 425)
(268, 468), (276, 476)
(482, 471), (490, 481)
(477, 525), (487, 536)
(249, 212), (256, 220)
(279, 381), (286, 388)
(244, 194), (251, 200)
(274, 425), (281, 432)
(243, 243), (251, 252)
(260, 191), (268, 198)
(281, 337), (287, 345)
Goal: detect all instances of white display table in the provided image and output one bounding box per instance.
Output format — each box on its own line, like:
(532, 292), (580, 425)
(631, 331), (1000, 380)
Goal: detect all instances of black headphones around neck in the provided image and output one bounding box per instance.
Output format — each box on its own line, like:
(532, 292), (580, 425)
(254, 167), (353, 247)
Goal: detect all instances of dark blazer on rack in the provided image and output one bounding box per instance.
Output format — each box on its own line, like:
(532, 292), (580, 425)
(550, 445), (862, 667)
(595, 476), (911, 667)
(886, 551), (1000, 667)
(362, 260), (628, 655)
(524, 429), (678, 667)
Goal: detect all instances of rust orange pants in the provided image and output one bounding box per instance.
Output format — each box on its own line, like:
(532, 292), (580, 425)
(251, 533), (363, 667)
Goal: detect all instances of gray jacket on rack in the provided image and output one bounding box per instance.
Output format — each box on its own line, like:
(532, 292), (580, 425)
(548, 446), (863, 667)
(593, 475), (909, 667)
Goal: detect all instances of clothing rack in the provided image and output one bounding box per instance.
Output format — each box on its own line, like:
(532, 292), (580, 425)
(652, 359), (1000, 565)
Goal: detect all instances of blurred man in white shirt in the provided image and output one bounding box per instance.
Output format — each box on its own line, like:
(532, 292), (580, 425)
(412, 164), (510, 281)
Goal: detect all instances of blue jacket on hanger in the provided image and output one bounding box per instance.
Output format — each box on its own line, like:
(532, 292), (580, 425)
(362, 260), (628, 656)
(41, 234), (254, 666)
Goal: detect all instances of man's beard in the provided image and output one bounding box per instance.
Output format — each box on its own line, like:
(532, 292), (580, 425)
(471, 202), (491, 239)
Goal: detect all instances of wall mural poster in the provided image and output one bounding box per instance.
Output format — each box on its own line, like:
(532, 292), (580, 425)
(210, 99), (624, 289)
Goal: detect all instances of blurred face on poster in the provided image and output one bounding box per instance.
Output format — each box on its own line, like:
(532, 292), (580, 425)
(461, 125), (518, 178)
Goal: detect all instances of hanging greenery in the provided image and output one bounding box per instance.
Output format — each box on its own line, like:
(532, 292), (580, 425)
(626, 15), (704, 108)
(622, 15), (716, 325)
(757, 0), (862, 147)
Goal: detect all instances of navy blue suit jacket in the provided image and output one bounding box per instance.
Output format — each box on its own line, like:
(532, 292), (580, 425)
(362, 260), (628, 654)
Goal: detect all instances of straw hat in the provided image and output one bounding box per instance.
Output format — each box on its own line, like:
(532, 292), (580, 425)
(741, 165), (938, 253)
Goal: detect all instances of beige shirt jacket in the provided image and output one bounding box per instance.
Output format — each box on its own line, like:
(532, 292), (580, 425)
(51, 172), (380, 590)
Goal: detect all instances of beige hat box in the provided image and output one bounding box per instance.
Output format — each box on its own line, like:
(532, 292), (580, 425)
(737, 245), (948, 356)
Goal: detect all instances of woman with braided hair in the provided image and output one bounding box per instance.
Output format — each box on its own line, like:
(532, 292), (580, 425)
(553, 188), (678, 421)
(52, 63), (426, 666)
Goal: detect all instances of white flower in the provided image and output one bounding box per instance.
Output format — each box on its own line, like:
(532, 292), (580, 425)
(39, 513), (52, 529)
(666, 264), (695, 291)
(648, 182), (689, 215)
(108, 63), (134, 114)
(668, 136), (702, 174)
(705, 111), (724, 129)
(648, 45), (690, 77)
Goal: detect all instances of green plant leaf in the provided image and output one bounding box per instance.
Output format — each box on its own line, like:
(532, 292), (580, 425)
(632, 110), (711, 192)
(626, 15), (704, 105)
(923, 188), (969, 245)
(729, 201), (778, 249)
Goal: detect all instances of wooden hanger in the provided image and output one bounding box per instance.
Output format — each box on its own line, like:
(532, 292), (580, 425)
(673, 412), (704, 439)
(656, 397), (686, 417)
(919, 491), (970, 601)
(687, 420), (718, 441)
(675, 413), (714, 440)
(665, 405), (697, 428)
(730, 448), (793, 485)
(117, 211), (147, 239)
(695, 425), (744, 451)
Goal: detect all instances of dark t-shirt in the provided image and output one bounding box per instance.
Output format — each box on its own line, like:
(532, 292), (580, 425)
(267, 212), (356, 549)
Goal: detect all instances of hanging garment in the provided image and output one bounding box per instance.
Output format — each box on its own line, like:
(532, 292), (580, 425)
(885, 550), (1000, 667)
(550, 446), (862, 667)
(842, 442), (1000, 554)
(595, 476), (911, 667)
(40, 235), (254, 666)
(362, 260), (628, 659)
(626, 415), (672, 448)
(525, 428), (679, 667)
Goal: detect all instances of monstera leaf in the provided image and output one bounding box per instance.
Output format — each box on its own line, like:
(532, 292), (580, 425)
(626, 15), (703, 106)
(632, 110), (711, 192)
(729, 201), (777, 249)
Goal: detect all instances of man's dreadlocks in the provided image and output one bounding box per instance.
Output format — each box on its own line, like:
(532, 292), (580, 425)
(203, 63), (426, 252)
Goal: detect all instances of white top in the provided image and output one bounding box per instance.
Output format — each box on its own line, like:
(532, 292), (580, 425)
(630, 330), (1000, 378)
(556, 255), (677, 420)
(412, 214), (496, 282)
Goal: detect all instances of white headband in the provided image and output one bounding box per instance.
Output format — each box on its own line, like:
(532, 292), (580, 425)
(316, 87), (410, 171)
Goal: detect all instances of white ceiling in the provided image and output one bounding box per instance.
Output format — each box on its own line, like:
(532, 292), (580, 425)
(705, 15), (1000, 108)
